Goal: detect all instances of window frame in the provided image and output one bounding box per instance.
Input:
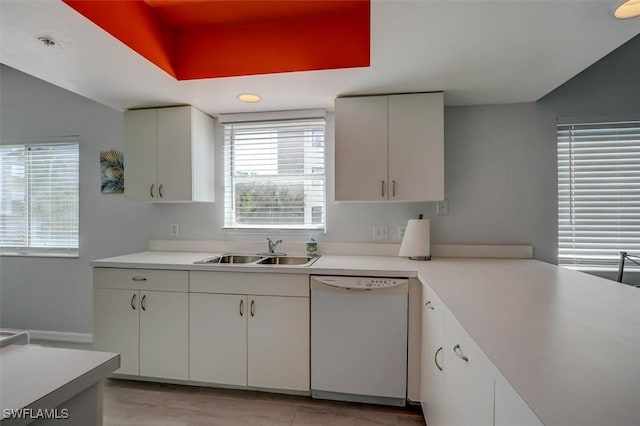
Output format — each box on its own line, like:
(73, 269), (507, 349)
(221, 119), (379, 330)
(221, 113), (326, 231)
(0, 138), (80, 258)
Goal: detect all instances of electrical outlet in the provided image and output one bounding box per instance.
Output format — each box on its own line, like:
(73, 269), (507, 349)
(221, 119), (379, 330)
(170, 223), (180, 237)
(398, 225), (406, 240)
(437, 199), (449, 216)
(373, 224), (389, 240)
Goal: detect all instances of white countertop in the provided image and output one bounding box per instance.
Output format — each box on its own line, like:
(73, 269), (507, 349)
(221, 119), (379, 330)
(92, 251), (640, 426)
(0, 345), (119, 416)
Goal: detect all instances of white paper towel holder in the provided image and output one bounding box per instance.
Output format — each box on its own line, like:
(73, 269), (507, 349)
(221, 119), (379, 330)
(398, 214), (431, 260)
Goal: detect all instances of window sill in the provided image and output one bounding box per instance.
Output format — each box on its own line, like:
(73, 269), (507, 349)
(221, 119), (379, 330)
(223, 226), (324, 232)
(0, 251), (79, 259)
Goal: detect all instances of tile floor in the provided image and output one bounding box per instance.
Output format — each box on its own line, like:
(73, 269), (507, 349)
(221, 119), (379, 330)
(103, 380), (426, 426)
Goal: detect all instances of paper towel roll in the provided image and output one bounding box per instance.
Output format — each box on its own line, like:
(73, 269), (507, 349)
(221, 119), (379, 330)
(398, 218), (431, 260)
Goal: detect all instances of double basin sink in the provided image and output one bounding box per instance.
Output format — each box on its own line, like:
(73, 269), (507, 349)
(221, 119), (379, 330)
(194, 254), (319, 267)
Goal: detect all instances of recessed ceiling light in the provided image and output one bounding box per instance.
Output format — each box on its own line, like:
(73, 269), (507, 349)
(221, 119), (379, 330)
(37, 36), (57, 47)
(615, 0), (640, 18)
(237, 93), (262, 103)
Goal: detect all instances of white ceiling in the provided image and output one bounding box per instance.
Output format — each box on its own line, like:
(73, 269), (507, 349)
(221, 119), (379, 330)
(0, 0), (638, 116)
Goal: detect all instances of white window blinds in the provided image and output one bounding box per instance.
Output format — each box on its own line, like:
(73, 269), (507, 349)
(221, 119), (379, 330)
(0, 141), (79, 254)
(223, 118), (325, 229)
(558, 120), (640, 268)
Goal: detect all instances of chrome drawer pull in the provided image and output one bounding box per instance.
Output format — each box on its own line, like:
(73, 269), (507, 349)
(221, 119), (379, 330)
(132, 276), (147, 282)
(239, 299), (244, 317)
(250, 300), (255, 317)
(131, 294), (136, 310)
(453, 344), (469, 362)
(159, 183), (164, 198)
(141, 294), (147, 311)
(150, 184), (155, 198)
(434, 346), (443, 371)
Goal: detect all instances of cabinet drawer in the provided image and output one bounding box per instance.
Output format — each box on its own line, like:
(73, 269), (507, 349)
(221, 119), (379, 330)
(190, 272), (309, 297)
(94, 268), (188, 292)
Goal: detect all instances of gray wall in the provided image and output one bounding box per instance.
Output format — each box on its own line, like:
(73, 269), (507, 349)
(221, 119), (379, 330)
(0, 65), (153, 333)
(431, 103), (558, 263)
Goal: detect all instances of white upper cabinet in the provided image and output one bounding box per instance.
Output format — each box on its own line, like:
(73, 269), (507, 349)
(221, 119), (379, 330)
(335, 92), (444, 201)
(335, 96), (389, 201)
(124, 106), (215, 202)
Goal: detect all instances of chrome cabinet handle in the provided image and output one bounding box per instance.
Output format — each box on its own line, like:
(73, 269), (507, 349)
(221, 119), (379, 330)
(381, 180), (385, 197)
(158, 183), (163, 198)
(239, 299), (244, 317)
(132, 276), (147, 282)
(392, 180), (397, 197)
(250, 300), (255, 317)
(150, 184), (155, 198)
(453, 344), (469, 362)
(131, 294), (137, 310)
(434, 346), (443, 371)
(425, 300), (435, 310)
(141, 294), (147, 311)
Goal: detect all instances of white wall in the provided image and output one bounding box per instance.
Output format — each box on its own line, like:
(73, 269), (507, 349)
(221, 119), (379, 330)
(0, 65), (154, 333)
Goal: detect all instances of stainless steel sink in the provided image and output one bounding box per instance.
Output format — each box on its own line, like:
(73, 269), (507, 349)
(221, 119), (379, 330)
(194, 254), (263, 264)
(194, 254), (319, 266)
(218, 255), (263, 264)
(258, 255), (319, 266)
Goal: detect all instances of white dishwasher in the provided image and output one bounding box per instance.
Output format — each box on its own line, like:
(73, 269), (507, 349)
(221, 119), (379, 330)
(310, 275), (408, 407)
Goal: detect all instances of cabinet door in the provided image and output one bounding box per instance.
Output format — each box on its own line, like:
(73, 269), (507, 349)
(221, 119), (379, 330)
(388, 93), (444, 201)
(190, 293), (247, 386)
(335, 96), (389, 201)
(247, 296), (310, 391)
(124, 109), (158, 201)
(157, 106), (193, 201)
(421, 285), (445, 426)
(495, 374), (543, 426)
(93, 288), (139, 375)
(442, 312), (494, 426)
(139, 291), (189, 380)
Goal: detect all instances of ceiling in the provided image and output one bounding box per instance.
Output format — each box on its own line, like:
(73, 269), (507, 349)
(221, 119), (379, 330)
(0, 0), (638, 116)
(61, 0), (370, 80)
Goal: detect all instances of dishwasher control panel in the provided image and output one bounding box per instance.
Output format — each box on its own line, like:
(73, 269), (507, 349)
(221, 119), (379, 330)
(313, 276), (409, 289)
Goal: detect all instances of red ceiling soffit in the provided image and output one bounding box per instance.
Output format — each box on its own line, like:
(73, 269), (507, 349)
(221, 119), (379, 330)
(62, 0), (371, 80)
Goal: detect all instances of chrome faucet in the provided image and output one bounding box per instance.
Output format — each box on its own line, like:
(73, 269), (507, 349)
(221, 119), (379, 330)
(266, 237), (283, 255)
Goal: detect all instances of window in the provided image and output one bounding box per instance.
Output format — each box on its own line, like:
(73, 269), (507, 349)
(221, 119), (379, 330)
(223, 118), (325, 229)
(0, 141), (79, 256)
(558, 119), (640, 268)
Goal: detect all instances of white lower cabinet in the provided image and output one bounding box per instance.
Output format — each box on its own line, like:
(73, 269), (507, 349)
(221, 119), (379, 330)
(247, 295), (310, 391)
(190, 293), (248, 386)
(188, 272), (310, 392)
(139, 290), (189, 380)
(420, 285), (445, 426)
(420, 283), (544, 426)
(93, 268), (189, 380)
(93, 288), (140, 375)
(495, 374), (543, 426)
(442, 311), (495, 426)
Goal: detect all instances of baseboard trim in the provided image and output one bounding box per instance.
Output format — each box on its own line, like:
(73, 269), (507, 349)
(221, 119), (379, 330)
(3, 329), (93, 344)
